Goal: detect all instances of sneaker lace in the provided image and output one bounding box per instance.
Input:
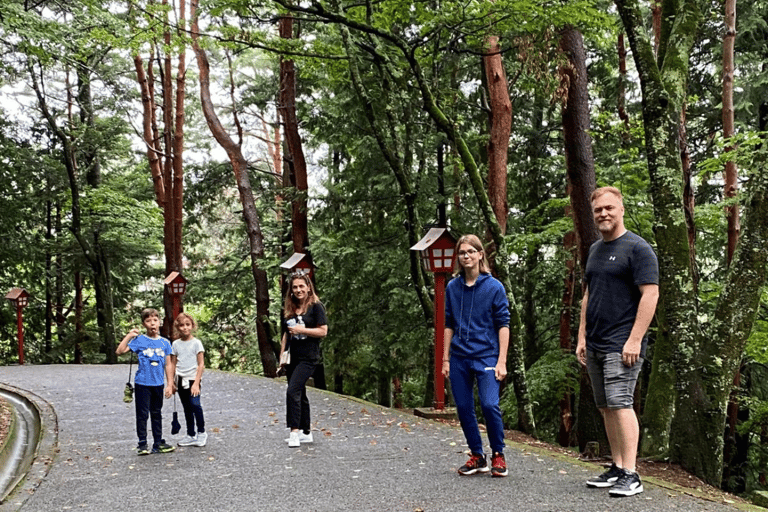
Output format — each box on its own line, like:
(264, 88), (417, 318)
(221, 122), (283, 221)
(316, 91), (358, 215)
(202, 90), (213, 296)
(492, 453), (506, 469)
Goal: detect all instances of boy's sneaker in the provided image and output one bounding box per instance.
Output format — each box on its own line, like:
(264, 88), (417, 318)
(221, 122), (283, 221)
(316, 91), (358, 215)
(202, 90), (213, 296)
(287, 431), (300, 448)
(152, 443), (176, 454)
(458, 453), (490, 475)
(136, 444), (149, 456)
(609, 468), (644, 497)
(177, 435), (197, 447)
(491, 452), (508, 477)
(586, 463), (623, 488)
(284, 431), (313, 444)
(192, 432), (208, 447)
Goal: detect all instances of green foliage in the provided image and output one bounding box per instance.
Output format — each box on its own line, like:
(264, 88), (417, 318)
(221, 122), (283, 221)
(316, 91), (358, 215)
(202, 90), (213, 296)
(522, 350), (580, 441)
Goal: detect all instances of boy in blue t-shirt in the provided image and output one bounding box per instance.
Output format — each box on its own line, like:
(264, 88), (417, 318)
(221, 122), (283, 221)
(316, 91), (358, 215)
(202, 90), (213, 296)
(116, 308), (175, 455)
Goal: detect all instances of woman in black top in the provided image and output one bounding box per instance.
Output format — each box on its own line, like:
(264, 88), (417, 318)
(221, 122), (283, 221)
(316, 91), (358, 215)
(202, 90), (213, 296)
(280, 273), (328, 447)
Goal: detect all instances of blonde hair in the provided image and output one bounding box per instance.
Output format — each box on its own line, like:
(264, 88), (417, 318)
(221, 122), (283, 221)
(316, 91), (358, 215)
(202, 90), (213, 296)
(173, 312), (198, 339)
(283, 273), (322, 318)
(452, 234), (492, 276)
(590, 186), (624, 204)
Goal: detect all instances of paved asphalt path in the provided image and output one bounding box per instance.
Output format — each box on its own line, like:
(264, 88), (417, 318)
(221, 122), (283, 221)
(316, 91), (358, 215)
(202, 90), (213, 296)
(0, 365), (754, 512)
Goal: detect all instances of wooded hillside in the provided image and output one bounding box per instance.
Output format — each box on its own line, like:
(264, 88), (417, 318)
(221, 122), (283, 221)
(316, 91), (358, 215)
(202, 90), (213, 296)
(1, 0), (767, 494)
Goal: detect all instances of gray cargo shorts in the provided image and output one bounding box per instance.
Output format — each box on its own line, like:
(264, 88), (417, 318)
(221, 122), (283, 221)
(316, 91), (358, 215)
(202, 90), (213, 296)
(586, 350), (643, 409)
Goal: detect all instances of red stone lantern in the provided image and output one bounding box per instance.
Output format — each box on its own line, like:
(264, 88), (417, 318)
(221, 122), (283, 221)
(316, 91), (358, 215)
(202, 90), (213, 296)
(5, 288), (29, 365)
(411, 228), (456, 410)
(164, 272), (188, 326)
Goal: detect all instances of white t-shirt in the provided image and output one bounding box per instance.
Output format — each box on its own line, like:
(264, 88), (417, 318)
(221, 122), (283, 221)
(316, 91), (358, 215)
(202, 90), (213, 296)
(172, 337), (205, 383)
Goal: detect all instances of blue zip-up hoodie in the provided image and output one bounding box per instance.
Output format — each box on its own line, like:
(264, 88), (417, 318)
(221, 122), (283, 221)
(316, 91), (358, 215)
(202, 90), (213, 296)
(445, 273), (510, 359)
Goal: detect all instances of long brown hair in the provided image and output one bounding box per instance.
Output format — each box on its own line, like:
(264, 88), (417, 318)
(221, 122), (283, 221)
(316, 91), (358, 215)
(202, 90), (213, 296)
(452, 234), (492, 277)
(283, 273), (321, 318)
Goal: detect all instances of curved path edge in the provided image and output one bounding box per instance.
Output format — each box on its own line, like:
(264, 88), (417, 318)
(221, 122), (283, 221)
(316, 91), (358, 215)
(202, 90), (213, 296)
(0, 383), (58, 512)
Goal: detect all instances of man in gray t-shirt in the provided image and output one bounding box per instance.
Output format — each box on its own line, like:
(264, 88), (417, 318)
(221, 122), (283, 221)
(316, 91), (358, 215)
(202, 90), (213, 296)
(576, 187), (659, 498)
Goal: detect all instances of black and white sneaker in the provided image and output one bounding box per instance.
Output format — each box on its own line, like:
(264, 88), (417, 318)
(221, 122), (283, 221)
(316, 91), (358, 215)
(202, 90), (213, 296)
(609, 468), (644, 497)
(586, 463), (623, 488)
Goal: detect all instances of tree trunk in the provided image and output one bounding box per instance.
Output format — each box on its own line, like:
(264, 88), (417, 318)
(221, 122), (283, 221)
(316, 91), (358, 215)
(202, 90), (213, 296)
(45, 197), (53, 356)
(483, 33), (511, 236)
(191, 1), (277, 377)
(723, 0), (739, 265)
(74, 270), (84, 364)
(721, 0), (741, 478)
(617, 0), (768, 485)
(557, 228), (576, 447)
(559, 26), (606, 455)
(278, 15), (311, 258)
(559, 27), (599, 263)
(77, 59), (117, 363)
(617, 32), (630, 141)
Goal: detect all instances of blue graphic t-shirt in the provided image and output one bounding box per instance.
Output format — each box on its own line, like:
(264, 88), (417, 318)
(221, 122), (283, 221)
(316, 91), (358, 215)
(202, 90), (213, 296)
(130, 334), (172, 387)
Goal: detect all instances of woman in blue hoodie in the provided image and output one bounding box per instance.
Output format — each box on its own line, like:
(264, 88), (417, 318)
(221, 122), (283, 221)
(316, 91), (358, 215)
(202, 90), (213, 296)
(442, 234), (510, 477)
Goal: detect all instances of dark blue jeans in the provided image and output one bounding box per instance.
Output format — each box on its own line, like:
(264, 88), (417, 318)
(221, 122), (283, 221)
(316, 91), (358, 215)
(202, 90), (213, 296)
(134, 383), (165, 448)
(286, 360), (316, 433)
(176, 376), (205, 437)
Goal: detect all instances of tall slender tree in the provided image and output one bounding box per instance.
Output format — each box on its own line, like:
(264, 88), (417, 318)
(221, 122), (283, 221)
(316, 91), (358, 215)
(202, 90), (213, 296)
(191, 0), (278, 377)
(130, 0), (186, 337)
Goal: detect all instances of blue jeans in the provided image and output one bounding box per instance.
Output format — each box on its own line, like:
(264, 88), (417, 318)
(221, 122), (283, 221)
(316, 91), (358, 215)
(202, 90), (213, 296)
(176, 376), (205, 437)
(134, 383), (165, 448)
(286, 360), (316, 432)
(449, 355), (505, 455)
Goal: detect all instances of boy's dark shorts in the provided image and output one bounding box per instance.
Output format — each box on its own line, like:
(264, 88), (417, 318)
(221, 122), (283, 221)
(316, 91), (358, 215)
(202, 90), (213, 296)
(586, 350), (643, 409)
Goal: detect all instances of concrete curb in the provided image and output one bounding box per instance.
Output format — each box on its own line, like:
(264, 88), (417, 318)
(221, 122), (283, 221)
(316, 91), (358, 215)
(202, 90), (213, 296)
(0, 383), (58, 512)
(0, 397), (17, 488)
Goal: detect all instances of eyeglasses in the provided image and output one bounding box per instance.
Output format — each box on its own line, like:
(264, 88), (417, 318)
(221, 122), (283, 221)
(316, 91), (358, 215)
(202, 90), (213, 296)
(458, 249), (479, 258)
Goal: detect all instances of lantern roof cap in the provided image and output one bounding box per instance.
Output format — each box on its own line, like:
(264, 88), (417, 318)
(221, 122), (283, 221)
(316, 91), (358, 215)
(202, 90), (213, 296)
(5, 288), (29, 301)
(280, 252), (312, 270)
(410, 227), (456, 251)
(164, 271), (188, 285)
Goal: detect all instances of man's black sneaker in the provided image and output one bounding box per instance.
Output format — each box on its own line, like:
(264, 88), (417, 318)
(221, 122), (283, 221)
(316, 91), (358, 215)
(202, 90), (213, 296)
(586, 463), (623, 487)
(609, 468), (644, 497)
(491, 452), (508, 477)
(458, 453), (490, 475)
(151, 443), (176, 454)
(136, 444), (149, 456)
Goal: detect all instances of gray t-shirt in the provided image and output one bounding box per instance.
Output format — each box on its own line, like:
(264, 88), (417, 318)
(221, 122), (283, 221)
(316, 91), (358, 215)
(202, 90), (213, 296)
(172, 337), (205, 382)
